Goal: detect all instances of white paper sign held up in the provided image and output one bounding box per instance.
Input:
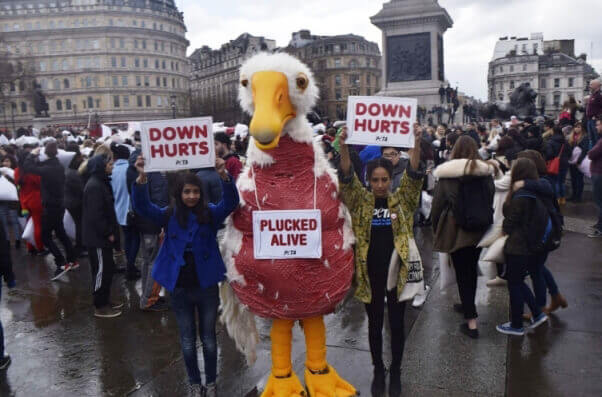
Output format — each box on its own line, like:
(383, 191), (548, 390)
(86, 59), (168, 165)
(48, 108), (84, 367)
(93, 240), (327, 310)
(252, 210), (322, 259)
(346, 96), (417, 148)
(140, 117), (215, 172)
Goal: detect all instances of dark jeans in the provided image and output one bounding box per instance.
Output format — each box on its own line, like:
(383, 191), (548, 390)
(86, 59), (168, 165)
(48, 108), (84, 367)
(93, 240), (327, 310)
(593, 174), (602, 232)
(42, 206), (75, 268)
(171, 285), (219, 385)
(569, 165), (585, 200)
(554, 168), (568, 199)
(587, 119), (599, 148)
(450, 246), (481, 319)
(0, 283), (4, 359)
(529, 253), (548, 309)
(506, 254), (542, 328)
(88, 247), (115, 308)
(122, 225), (140, 271)
(543, 265), (559, 297)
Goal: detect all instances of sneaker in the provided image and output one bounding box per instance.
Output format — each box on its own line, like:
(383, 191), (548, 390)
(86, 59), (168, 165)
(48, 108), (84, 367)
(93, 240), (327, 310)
(412, 285), (431, 307)
(486, 276), (507, 287)
(188, 384), (204, 397)
(60, 263), (73, 271)
(205, 382), (217, 397)
(94, 306), (122, 318)
(69, 261), (80, 270)
(0, 355), (11, 370)
(110, 301), (125, 310)
(529, 313), (548, 329)
(51, 267), (69, 281)
(496, 322), (525, 336)
(587, 229), (602, 238)
(142, 300), (169, 312)
(459, 323), (479, 339)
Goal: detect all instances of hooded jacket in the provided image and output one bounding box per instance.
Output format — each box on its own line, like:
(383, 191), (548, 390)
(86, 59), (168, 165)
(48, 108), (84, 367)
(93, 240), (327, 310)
(544, 134), (571, 172)
(82, 155), (119, 248)
(23, 154), (65, 208)
(431, 159), (495, 253)
(110, 158), (131, 226)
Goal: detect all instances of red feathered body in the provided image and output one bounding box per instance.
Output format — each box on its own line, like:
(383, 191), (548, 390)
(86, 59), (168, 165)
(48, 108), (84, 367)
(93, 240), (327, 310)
(230, 136), (353, 319)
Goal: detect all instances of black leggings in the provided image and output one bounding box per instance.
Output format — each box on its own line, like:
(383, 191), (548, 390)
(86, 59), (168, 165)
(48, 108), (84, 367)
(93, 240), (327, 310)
(365, 261), (407, 370)
(450, 246), (481, 320)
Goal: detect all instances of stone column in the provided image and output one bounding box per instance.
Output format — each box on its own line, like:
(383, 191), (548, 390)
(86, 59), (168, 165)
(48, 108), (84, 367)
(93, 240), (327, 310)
(371, 0), (453, 109)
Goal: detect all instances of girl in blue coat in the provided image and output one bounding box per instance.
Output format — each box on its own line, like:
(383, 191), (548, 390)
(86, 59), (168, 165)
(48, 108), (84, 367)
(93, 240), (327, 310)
(132, 156), (239, 397)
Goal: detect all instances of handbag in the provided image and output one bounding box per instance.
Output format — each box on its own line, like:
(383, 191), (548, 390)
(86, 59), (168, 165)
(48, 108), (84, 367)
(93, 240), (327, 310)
(546, 144), (564, 176)
(482, 235), (508, 264)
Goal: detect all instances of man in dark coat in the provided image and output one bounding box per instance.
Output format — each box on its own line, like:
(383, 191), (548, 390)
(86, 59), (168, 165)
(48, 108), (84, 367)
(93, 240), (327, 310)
(25, 142), (77, 278)
(82, 154), (122, 318)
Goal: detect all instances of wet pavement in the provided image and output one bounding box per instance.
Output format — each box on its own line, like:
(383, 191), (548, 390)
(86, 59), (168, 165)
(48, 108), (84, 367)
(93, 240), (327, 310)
(0, 206), (600, 396)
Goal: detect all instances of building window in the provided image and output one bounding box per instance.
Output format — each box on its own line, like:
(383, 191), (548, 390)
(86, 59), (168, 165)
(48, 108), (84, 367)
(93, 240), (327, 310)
(135, 58), (140, 67)
(144, 76), (149, 87)
(137, 95), (143, 107)
(510, 80), (515, 89)
(112, 76), (118, 86)
(119, 38), (125, 49)
(162, 60), (166, 69)
(113, 95), (120, 108)
(56, 99), (62, 111)
(568, 77), (574, 87)
(110, 38), (115, 49)
(53, 79), (60, 90)
(134, 40), (138, 49)
(120, 57), (126, 67)
(123, 96), (129, 107)
(334, 58), (341, 67)
(335, 75), (341, 86)
(143, 58), (148, 68)
(65, 99), (71, 110)
(335, 89), (342, 100)
(145, 95), (151, 107)
(87, 96), (93, 108)
(554, 78), (560, 88)
(21, 102), (27, 113)
(136, 76), (141, 86)
(522, 64), (527, 71)
(540, 78), (546, 88)
(350, 74), (360, 86)
(95, 99), (100, 108)
(111, 57), (117, 67)
(156, 76), (160, 86)
(510, 65), (514, 72)
(553, 93), (561, 106)
(121, 76), (128, 86)
(163, 77), (167, 87)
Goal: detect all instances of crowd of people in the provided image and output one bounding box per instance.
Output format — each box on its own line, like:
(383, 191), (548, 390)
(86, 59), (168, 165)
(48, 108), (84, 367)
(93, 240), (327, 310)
(0, 79), (600, 396)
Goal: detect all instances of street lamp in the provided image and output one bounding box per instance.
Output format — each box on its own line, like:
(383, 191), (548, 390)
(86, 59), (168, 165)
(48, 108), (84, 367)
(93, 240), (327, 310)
(170, 95), (177, 119)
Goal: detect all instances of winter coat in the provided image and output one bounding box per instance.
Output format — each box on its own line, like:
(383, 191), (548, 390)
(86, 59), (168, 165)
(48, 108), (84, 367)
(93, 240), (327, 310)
(64, 168), (84, 211)
(588, 138), (602, 176)
(570, 134), (590, 165)
(82, 156), (119, 248)
(586, 90), (602, 118)
(131, 177), (239, 292)
(493, 170), (511, 225)
(23, 155), (65, 209)
(196, 168), (223, 204)
(13, 168), (42, 214)
(521, 125), (543, 152)
(544, 134), (571, 172)
(502, 184), (551, 256)
(0, 218), (16, 288)
(431, 159), (496, 253)
(339, 166), (423, 304)
(110, 159), (130, 226)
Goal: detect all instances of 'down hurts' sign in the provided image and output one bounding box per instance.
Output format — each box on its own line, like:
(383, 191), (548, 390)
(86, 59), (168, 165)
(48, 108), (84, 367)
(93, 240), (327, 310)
(252, 210), (322, 259)
(140, 117), (215, 172)
(346, 96), (417, 148)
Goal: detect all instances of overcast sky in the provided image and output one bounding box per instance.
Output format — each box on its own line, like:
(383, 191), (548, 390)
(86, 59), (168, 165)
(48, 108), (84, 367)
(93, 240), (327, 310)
(178, 0), (602, 100)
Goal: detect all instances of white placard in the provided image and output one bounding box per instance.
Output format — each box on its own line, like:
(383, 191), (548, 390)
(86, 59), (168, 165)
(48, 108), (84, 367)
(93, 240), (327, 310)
(346, 96), (417, 148)
(140, 117), (215, 172)
(252, 210), (322, 259)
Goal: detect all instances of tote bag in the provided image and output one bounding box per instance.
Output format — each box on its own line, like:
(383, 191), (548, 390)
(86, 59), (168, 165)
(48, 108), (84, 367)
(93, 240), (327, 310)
(546, 144), (564, 176)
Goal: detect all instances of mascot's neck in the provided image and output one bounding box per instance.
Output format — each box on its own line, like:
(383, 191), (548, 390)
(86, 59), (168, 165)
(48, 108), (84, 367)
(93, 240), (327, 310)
(253, 135), (314, 173)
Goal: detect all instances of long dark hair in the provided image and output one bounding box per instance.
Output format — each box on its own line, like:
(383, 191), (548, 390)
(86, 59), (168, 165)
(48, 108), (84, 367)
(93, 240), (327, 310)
(505, 158), (538, 206)
(170, 172), (211, 227)
(450, 135), (479, 174)
(367, 157), (394, 179)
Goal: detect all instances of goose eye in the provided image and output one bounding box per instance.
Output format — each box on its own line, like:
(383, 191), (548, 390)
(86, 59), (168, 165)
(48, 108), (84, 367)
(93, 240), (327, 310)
(241, 78), (249, 88)
(296, 73), (308, 90)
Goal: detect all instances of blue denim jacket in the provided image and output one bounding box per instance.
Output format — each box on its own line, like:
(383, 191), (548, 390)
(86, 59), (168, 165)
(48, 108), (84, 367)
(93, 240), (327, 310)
(131, 178), (239, 291)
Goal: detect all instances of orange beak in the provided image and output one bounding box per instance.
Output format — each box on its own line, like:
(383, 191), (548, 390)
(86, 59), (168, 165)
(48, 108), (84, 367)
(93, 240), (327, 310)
(249, 71), (296, 150)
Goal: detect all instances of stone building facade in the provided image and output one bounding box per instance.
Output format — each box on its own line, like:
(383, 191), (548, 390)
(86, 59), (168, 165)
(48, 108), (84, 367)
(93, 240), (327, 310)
(0, 0), (190, 130)
(188, 33), (276, 124)
(285, 30), (381, 122)
(488, 34), (598, 116)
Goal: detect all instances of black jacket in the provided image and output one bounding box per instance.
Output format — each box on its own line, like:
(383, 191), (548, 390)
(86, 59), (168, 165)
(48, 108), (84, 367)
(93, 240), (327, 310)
(24, 155), (65, 208)
(544, 134), (571, 171)
(521, 125), (543, 152)
(64, 168), (84, 210)
(82, 156), (119, 248)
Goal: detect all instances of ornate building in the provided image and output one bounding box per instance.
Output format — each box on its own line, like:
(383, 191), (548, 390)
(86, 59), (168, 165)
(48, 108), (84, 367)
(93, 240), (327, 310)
(285, 30), (381, 121)
(188, 33), (276, 124)
(488, 34), (598, 116)
(0, 0), (190, 130)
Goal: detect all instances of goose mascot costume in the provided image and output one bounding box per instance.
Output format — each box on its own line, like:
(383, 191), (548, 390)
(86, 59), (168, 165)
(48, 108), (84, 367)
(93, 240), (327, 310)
(220, 52), (358, 397)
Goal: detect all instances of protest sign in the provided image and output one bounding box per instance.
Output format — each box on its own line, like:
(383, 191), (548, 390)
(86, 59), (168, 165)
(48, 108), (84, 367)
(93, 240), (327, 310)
(346, 96), (417, 148)
(252, 210), (322, 259)
(140, 117), (214, 172)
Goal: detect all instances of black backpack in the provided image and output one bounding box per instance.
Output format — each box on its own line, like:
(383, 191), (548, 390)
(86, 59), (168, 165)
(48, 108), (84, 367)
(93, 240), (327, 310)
(453, 176), (494, 231)
(513, 192), (562, 253)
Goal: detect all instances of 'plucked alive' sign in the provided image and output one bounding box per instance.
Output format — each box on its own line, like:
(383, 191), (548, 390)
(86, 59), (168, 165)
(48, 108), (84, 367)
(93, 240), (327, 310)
(346, 96), (417, 148)
(252, 210), (322, 259)
(140, 117), (215, 172)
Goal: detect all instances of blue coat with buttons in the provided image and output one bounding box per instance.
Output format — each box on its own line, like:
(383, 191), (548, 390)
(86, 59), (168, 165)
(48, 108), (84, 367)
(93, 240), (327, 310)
(131, 177), (239, 292)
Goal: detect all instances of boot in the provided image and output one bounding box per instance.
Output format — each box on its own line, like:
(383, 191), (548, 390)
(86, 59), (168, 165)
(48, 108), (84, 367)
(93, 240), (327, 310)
(371, 364), (386, 397)
(544, 293), (568, 314)
(389, 365), (401, 397)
